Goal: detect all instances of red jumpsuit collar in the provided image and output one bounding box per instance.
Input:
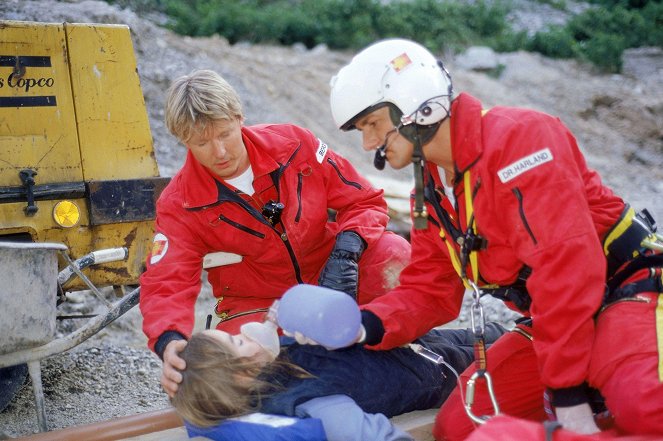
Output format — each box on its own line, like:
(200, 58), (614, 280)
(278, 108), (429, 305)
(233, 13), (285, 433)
(180, 126), (298, 208)
(450, 92), (485, 175)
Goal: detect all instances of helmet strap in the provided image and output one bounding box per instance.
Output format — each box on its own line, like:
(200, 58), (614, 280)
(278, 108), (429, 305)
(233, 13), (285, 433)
(410, 126), (428, 230)
(388, 103), (443, 145)
(386, 103), (437, 229)
(400, 120), (442, 145)
(388, 104), (403, 127)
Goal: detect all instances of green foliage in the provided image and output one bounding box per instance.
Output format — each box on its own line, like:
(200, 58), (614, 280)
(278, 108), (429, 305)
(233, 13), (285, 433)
(526, 25), (577, 58)
(297, 0), (381, 49)
(566, 6), (646, 48)
(163, 0), (199, 35)
(160, 0), (522, 54)
(374, 0), (482, 52)
(523, 0), (661, 72)
(557, 4), (652, 72)
(110, 0), (663, 73)
(641, 1), (663, 47)
(578, 32), (626, 72)
(584, 0), (652, 9)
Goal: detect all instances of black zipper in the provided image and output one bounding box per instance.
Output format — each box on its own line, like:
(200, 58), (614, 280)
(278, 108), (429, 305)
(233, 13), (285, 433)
(270, 145), (303, 282)
(295, 172), (303, 223)
(279, 231), (303, 283)
(326, 157), (362, 189)
(197, 148), (305, 283)
(216, 214), (265, 238)
(512, 188), (538, 245)
(217, 212), (303, 283)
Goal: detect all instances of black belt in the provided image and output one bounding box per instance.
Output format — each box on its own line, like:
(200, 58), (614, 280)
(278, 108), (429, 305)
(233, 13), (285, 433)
(606, 254), (663, 293)
(604, 270), (662, 306)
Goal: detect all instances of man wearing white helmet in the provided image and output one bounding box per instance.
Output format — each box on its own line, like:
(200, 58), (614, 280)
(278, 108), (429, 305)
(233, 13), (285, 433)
(316, 38), (663, 439)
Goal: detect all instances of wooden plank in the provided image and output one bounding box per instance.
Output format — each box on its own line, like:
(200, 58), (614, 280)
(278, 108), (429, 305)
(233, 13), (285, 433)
(392, 408), (437, 441)
(120, 426), (192, 441)
(124, 409), (438, 441)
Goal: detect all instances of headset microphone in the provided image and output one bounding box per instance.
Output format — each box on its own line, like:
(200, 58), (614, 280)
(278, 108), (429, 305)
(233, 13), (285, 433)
(373, 127), (398, 171)
(374, 146), (386, 170)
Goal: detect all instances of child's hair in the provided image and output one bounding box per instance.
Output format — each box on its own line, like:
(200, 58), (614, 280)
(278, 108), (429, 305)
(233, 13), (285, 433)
(164, 69), (244, 143)
(170, 332), (264, 427)
(171, 332), (310, 428)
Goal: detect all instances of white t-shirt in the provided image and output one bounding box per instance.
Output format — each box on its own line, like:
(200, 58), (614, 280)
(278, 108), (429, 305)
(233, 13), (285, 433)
(225, 165), (255, 195)
(438, 166), (456, 207)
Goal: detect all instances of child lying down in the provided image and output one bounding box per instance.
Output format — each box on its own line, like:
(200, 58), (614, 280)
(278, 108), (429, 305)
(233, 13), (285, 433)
(170, 322), (506, 441)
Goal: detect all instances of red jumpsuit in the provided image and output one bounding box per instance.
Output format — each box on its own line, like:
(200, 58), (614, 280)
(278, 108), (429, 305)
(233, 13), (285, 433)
(465, 415), (661, 441)
(140, 123), (410, 353)
(360, 93), (663, 438)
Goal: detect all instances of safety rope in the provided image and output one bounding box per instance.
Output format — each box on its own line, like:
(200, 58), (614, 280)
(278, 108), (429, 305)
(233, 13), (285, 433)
(436, 168), (500, 424)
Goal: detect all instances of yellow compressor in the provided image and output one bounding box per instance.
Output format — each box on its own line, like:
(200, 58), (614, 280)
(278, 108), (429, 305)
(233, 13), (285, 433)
(0, 20), (168, 289)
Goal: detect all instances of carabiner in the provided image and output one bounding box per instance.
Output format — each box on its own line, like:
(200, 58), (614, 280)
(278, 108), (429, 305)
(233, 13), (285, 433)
(464, 369), (500, 424)
(468, 280), (485, 336)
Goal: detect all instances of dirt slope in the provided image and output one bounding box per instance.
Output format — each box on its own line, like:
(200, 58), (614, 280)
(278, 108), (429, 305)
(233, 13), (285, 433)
(0, 0), (661, 437)
(3, 0), (660, 213)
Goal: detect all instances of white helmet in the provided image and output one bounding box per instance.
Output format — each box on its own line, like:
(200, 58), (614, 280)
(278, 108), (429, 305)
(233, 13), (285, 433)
(330, 38), (453, 133)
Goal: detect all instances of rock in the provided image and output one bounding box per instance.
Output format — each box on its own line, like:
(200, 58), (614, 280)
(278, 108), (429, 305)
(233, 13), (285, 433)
(454, 46), (499, 72)
(622, 47), (663, 82)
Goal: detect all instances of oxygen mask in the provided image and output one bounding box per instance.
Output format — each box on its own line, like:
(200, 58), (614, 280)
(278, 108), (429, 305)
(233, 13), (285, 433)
(240, 320), (280, 361)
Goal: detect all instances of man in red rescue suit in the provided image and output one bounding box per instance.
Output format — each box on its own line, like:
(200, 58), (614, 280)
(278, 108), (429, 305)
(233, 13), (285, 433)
(139, 69), (411, 398)
(300, 38), (663, 439)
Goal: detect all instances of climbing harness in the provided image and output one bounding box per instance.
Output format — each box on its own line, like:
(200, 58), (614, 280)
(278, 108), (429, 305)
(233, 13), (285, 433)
(602, 206), (663, 307)
(435, 170), (494, 291)
(603, 206), (661, 276)
(423, 119), (663, 425)
(432, 167), (500, 424)
(601, 207), (663, 380)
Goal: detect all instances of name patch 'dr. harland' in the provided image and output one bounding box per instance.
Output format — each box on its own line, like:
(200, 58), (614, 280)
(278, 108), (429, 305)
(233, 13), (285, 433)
(498, 148), (553, 183)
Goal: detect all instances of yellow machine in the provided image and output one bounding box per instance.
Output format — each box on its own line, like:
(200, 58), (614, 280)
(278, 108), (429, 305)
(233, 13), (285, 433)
(0, 21), (168, 289)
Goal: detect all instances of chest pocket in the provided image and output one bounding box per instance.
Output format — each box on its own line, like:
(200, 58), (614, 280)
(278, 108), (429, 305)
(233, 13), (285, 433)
(215, 213), (265, 238)
(204, 206), (266, 239)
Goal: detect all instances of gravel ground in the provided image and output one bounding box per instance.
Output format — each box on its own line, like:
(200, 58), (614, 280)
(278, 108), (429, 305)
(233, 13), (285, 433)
(0, 0), (661, 438)
(0, 283), (520, 439)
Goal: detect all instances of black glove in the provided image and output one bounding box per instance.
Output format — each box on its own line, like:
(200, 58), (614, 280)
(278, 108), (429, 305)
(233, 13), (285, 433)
(318, 231), (366, 299)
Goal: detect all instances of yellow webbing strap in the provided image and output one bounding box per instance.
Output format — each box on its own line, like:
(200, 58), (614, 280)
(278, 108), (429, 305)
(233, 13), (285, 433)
(439, 228), (471, 290)
(438, 170), (498, 290)
(657, 294), (663, 382)
(603, 206), (636, 256)
(464, 171), (480, 283)
(437, 109), (496, 290)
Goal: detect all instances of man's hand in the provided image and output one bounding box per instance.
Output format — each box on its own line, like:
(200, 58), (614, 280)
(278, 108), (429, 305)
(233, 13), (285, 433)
(555, 402), (601, 434)
(285, 325), (366, 349)
(318, 231), (366, 298)
(161, 339), (187, 398)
